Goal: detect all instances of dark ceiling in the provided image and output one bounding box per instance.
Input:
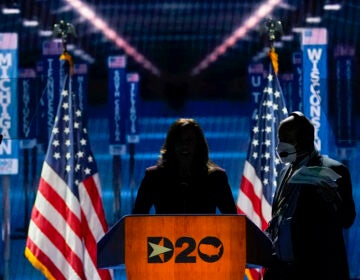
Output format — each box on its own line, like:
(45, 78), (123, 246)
(1, 0), (360, 104)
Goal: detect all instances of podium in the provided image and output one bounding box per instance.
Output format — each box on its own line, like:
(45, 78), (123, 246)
(97, 215), (272, 280)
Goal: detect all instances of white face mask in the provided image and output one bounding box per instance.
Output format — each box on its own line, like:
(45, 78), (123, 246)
(276, 142), (297, 164)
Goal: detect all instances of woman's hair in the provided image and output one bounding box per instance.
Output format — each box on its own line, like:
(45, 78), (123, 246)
(158, 118), (212, 170)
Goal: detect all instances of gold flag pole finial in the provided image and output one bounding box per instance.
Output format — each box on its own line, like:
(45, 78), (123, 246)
(263, 18), (282, 74)
(53, 20), (77, 74)
(53, 20), (76, 53)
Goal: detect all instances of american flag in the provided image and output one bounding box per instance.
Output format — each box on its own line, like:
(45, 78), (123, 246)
(25, 55), (113, 280)
(237, 48), (288, 279)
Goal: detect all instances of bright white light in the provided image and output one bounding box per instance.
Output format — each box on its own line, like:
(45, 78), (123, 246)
(252, 51), (267, 62)
(234, 27), (247, 39)
(79, 6), (95, 19)
(23, 19), (39, 27)
(274, 41), (284, 48)
(93, 18), (106, 30)
(281, 34), (294, 41)
(104, 29), (117, 41)
(292, 27), (304, 33)
(81, 53), (94, 63)
(74, 49), (84, 56)
(2, 8), (20, 14)
(66, 44), (76, 50)
(306, 16), (321, 23)
(256, 3), (273, 18)
(69, 0), (82, 9)
(323, 3), (342, 11)
(244, 16), (259, 30)
(39, 30), (53, 37)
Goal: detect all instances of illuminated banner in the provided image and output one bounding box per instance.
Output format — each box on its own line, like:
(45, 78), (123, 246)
(333, 45), (356, 148)
(301, 28), (329, 154)
(0, 33), (19, 174)
(42, 40), (62, 145)
(291, 52), (303, 112)
(18, 68), (37, 149)
(73, 63), (88, 112)
(108, 55), (127, 155)
(126, 73), (140, 144)
(247, 62), (265, 120)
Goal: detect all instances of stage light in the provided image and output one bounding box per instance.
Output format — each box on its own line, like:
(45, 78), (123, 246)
(281, 34), (294, 41)
(2, 7), (20, 14)
(2, 0), (20, 14)
(305, 16), (321, 23)
(23, 19), (39, 27)
(74, 49), (84, 56)
(274, 41), (284, 48)
(292, 27), (304, 33)
(323, 2), (342, 11)
(39, 30), (53, 37)
(66, 44), (76, 51)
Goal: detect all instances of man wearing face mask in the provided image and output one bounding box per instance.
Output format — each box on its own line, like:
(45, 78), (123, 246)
(263, 111), (356, 280)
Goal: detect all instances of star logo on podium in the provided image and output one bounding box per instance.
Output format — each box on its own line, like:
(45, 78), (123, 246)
(147, 237), (174, 263)
(148, 242), (173, 257)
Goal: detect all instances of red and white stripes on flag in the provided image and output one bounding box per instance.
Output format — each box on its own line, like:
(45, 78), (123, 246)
(25, 54), (113, 280)
(237, 49), (288, 280)
(237, 48), (288, 231)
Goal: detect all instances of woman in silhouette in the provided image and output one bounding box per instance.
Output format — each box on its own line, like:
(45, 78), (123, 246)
(132, 118), (237, 214)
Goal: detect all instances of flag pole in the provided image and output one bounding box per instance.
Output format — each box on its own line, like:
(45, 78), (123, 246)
(113, 154), (122, 220)
(10, 147), (30, 239)
(240, 18), (286, 280)
(25, 20), (113, 280)
(129, 142), (135, 207)
(30, 145), (37, 212)
(23, 149), (30, 230)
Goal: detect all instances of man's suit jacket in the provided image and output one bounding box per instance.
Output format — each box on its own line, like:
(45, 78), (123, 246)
(266, 151), (356, 280)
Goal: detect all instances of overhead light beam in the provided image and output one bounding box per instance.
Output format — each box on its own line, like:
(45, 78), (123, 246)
(64, 0), (160, 76)
(190, 0), (282, 76)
